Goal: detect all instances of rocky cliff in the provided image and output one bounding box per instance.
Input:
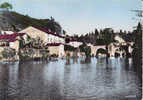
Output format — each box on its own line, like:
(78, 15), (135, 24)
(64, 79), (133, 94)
(0, 11), (62, 34)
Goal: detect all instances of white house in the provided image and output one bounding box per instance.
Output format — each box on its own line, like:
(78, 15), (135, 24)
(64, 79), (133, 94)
(67, 40), (83, 48)
(0, 32), (26, 60)
(114, 35), (125, 43)
(20, 26), (65, 44)
(1, 30), (14, 35)
(20, 26), (65, 57)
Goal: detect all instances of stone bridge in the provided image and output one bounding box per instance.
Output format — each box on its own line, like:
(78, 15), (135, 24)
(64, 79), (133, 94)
(88, 44), (106, 56)
(88, 42), (134, 57)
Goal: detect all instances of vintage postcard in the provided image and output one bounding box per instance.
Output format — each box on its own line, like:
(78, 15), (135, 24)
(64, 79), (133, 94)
(0, 0), (142, 100)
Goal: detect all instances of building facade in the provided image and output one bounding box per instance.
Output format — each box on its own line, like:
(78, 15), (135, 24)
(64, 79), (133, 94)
(0, 33), (26, 59)
(20, 26), (65, 57)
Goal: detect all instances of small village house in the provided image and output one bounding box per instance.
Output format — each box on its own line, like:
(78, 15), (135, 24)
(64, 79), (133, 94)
(0, 30), (14, 35)
(0, 32), (26, 59)
(20, 26), (65, 58)
(67, 40), (83, 48)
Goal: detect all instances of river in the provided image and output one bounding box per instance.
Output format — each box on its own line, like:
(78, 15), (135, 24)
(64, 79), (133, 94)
(0, 57), (141, 100)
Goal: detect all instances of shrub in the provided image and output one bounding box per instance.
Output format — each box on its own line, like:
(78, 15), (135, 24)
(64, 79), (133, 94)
(2, 49), (8, 59)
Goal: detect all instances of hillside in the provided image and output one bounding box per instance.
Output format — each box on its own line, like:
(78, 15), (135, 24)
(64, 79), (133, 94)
(0, 11), (62, 34)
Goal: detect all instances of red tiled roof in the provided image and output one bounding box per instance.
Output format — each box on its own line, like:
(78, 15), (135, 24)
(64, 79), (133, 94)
(46, 43), (62, 46)
(0, 33), (26, 42)
(19, 33), (26, 36)
(34, 26), (65, 38)
(9, 39), (18, 42)
(69, 40), (81, 42)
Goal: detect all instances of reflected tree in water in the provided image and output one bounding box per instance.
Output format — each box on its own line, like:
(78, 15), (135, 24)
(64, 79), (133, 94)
(65, 53), (71, 65)
(72, 50), (78, 64)
(79, 43), (91, 63)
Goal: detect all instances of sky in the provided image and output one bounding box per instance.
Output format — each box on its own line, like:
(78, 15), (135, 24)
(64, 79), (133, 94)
(0, 0), (142, 35)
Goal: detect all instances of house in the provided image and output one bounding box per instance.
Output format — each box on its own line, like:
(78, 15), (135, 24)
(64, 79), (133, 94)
(47, 43), (64, 58)
(108, 43), (116, 57)
(114, 35), (125, 43)
(20, 26), (65, 44)
(67, 40), (83, 48)
(1, 30), (14, 35)
(20, 26), (65, 57)
(0, 33), (26, 58)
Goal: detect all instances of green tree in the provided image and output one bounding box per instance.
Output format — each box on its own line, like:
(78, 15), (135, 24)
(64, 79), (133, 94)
(0, 2), (13, 10)
(79, 43), (91, 58)
(2, 48), (16, 59)
(11, 24), (19, 31)
(64, 45), (76, 51)
(2, 48), (9, 59)
(95, 29), (99, 36)
(132, 22), (142, 79)
(8, 49), (16, 58)
(102, 28), (114, 45)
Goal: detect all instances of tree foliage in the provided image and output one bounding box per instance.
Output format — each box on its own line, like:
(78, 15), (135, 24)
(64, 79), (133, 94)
(2, 48), (9, 59)
(75, 27), (135, 45)
(2, 48), (16, 59)
(10, 12), (62, 34)
(132, 22), (142, 58)
(0, 2), (13, 10)
(79, 43), (91, 57)
(64, 45), (76, 51)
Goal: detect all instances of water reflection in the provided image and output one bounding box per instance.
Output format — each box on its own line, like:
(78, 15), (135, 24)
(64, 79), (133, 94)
(8, 62), (19, 96)
(0, 63), (9, 100)
(0, 58), (141, 100)
(72, 57), (78, 64)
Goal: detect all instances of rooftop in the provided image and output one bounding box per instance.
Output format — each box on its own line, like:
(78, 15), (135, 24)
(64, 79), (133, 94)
(0, 33), (25, 42)
(34, 26), (65, 38)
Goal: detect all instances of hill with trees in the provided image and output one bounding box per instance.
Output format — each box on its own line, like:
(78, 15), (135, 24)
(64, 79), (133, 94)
(0, 11), (62, 34)
(0, 2), (62, 34)
(73, 28), (136, 45)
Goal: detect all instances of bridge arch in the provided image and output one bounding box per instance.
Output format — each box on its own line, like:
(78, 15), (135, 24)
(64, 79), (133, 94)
(96, 48), (107, 56)
(89, 45), (106, 56)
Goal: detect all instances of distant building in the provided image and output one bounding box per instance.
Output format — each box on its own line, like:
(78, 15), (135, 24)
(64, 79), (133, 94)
(114, 35), (125, 43)
(67, 40), (83, 48)
(1, 30), (14, 35)
(108, 43), (116, 57)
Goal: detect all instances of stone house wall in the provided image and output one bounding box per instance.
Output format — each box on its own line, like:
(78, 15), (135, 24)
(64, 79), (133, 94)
(48, 44), (64, 58)
(20, 26), (48, 44)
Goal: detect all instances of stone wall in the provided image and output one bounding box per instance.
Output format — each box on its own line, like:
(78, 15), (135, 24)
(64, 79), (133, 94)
(0, 47), (4, 57)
